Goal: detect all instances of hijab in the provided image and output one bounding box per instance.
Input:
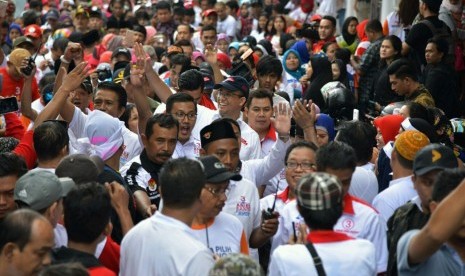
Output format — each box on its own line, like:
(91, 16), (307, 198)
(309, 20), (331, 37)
(290, 40), (310, 63)
(342, 17), (358, 46)
(6, 23), (22, 46)
(315, 114), (336, 141)
(304, 56), (333, 109)
(373, 114), (404, 144)
(282, 49), (305, 80)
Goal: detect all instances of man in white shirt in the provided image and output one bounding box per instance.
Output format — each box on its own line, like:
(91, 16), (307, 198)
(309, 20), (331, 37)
(269, 172), (376, 276)
(373, 130), (430, 223)
(213, 76), (261, 161)
(120, 158), (214, 275)
(215, 2), (237, 40)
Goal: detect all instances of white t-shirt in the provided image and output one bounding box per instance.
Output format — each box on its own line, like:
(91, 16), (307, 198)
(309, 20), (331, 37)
(191, 212), (249, 257)
(120, 212), (214, 275)
(172, 135), (202, 159)
(372, 175), (416, 223)
(269, 232), (376, 276)
(69, 107), (142, 169)
(217, 15), (237, 38)
(349, 165), (379, 205)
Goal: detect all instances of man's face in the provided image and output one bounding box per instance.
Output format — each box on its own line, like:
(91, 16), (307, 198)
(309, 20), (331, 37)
(176, 25), (192, 41)
(70, 87), (91, 112)
(204, 138), (240, 171)
(258, 73), (279, 91)
(200, 0), (211, 11)
(93, 89), (124, 118)
(157, 9), (172, 23)
(285, 147), (316, 191)
(389, 75), (408, 96)
(201, 30), (217, 46)
(322, 167), (353, 197)
(169, 64), (183, 89)
(318, 19), (335, 41)
(217, 89), (245, 118)
(413, 169), (441, 212)
(142, 124), (178, 164)
(425, 43), (443, 65)
(89, 17), (103, 30)
(199, 182), (229, 218)
(245, 97), (272, 134)
(47, 18), (58, 30)
(133, 31), (145, 44)
(170, 101), (197, 144)
(215, 4), (227, 20)
(0, 175), (17, 219)
(10, 219), (54, 276)
(73, 14), (89, 31)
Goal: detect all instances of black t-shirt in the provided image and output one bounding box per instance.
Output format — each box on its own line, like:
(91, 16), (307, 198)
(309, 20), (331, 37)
(98, 165), (137, 244)
(405, 16), (450, 67)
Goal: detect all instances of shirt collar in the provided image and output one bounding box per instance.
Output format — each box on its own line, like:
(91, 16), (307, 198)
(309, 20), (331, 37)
(343, 194), (355, 215)
(276, 186), (290, 203)
(389, 175), (413, 187)
(262, 125), (277, 142)
(307, 230), (354, 244)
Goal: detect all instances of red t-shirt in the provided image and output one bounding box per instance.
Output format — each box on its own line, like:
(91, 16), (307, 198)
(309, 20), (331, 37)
(0, 67), (40, 102)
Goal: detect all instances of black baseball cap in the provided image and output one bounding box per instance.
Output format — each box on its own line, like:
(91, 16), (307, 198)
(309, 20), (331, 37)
(413, 144), (458, 176)
(200, 120), (237, 149)
(111, 47), (131, 60)
(199, 156), (242, 183)
(214, 76), (250, 99)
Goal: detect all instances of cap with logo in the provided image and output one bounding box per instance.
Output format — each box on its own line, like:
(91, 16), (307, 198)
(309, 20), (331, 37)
(199, 156), (242, 183)
(23, 24), (42, 39)
(12, 36), (35, 49)
(203, 9), (218, 17)
(74, 5), (89, 18)
(214, 76), (250, 99)
(201, 72), (214, 90)
(413, 144), (458, 176)
(111, 47), (132, 60)
(8, 48), (31, 75)
(394, 130), (430, 161)
(14, 170), (75, 211)
(296, 172), (343, 211)
(45, 9), (59, 20)
(200, 120), (237, 149)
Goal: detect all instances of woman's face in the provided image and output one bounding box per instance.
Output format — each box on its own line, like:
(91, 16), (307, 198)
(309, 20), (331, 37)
(347, 20), (358, 35)
(274, 17), (285, 32)
(331, 63), (341, 80)
(325, 43), (338, 62)
(229, 47), (238, 57)
(285, 52), (299, 71)
(128, 108), (139, 134)
(217, 39), (229, 54)
(316, 129), (329, 147)
(380, 39), (397, 60)
(9, 28), (20, 41)
(267, 19), (274, 32)
(258, 16), (267, 30)
(376, 128), (385, 149)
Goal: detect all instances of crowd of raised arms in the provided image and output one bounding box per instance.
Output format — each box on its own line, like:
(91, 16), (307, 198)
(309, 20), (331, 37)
(0, 0), (465, 275)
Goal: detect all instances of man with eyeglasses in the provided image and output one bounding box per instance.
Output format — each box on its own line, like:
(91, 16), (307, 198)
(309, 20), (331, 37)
(191, 155), (249, 257)
(213, 76), (261, 161)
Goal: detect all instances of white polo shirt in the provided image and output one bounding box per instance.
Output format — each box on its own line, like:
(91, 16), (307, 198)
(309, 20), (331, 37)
(349, 165), (379, 204)
(120, 212), (214, 275)
(191, 212), (249, 257)
(217, 15), (237, 38)
(269, 231), (376, 276)
(172, 135), (202, 159)
(372, 175), (416, 223)
(68, 107), (142, 169)
(275, 194), (388, 273)
(154, 103), (217, 142)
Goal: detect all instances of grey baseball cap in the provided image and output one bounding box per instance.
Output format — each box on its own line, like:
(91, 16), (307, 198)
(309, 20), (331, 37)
(14, 170), (75, 211)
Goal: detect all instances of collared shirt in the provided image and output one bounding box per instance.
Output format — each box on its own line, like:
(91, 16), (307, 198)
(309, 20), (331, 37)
(172, 135), (201, 159)
(373, 175), (416, 223)
(120, 212), (214, 275)
(260, 126), (277, 158)
(217, 15), (237, 38)
(276, 194), (388, 273)
(397, 230), (465, 275)
(406, 84), (435, 108)
(269, 230), (376, 276)
(156, 20), (177, 43)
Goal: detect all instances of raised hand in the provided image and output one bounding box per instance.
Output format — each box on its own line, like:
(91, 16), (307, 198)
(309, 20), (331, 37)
(293, 99), (316, 130)
(204, 44), (218, 65)
(271, 102), (292, 136)
(60, 62), (89, 93)
(130, 43), (147, 87)
(63, 42), (82, 63)
(20, 57), (35, 79)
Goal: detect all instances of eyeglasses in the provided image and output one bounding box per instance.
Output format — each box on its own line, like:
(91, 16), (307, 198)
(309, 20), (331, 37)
(203, 186), (229, 197)
(286, 162), (316, 170)
(218, 90), (243, 99)
(173, 112), (197, 121)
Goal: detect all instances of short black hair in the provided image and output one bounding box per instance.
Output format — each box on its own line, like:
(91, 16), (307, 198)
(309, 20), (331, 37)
(226, 0), (239, 11)
(321, 15), (337, 28)
(174, 39), (193, 48)
(284, 141), (318, 163)
(159, 158), (205, 208)
(96, 81), (128, 109)
(52, 37), (69, 52)
(387, 58), (418, 82)
(298, 202), (343, 230)
(177, 23), (194, 33)
(393, 147), (414, 169)
(0, 153), (27, 178)
(178, 69), (204, 91)
(431, 168), (465, 202)
(22, 10), (39, 27)
(39, 72), (56, 91)
(246, 89), (273, 109)
(335, 121), (376, 164)
(316, 141), (357, 172)
(365, 19), (383, 33)
(156, 1), (171, 11)
(201, 24), (217, 34)
(40, 263), (89, 276)
(132, 24), (147, 40)
(33, 121), (69, 162)
(166, 93), (197, 113)
(256, 55), (283, 77)
(145, 114), (179, 139)
(0, 209), (45, 251)
(170, 53), (191, 72)
(64, 182), (112, 243)
(427, 36), (449, 56)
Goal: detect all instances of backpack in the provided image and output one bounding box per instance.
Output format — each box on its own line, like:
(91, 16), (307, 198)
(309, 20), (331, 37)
(421, 19), (456, 67)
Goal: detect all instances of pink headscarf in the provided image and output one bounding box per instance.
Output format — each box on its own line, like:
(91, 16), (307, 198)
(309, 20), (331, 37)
(145, 26), (157, 44)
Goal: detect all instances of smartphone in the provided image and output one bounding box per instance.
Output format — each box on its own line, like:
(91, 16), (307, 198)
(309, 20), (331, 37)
(125, 30), (136, 48)
(0, 97), (19, 115)
(0, 0), (7, 18)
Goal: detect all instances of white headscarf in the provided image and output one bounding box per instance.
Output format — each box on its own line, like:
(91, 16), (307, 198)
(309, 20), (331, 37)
(76, 110), (124, 161)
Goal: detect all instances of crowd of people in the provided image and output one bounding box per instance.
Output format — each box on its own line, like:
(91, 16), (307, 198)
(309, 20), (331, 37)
(0, 0), (465, 275)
